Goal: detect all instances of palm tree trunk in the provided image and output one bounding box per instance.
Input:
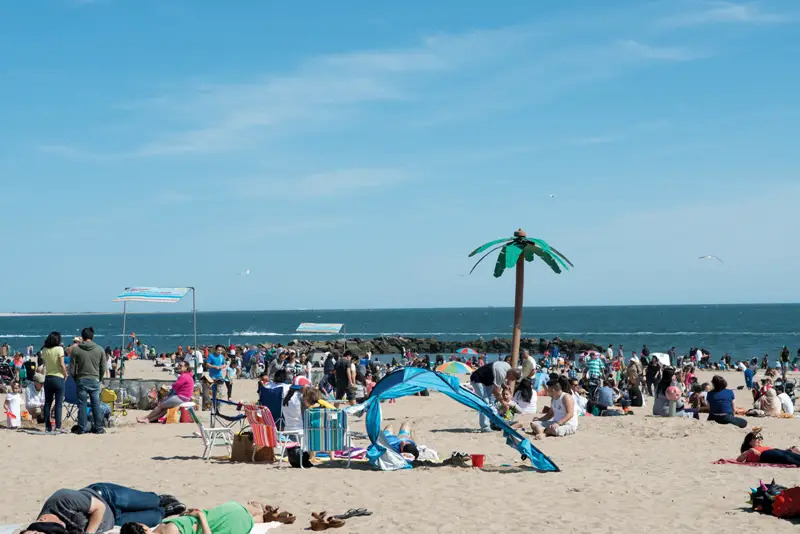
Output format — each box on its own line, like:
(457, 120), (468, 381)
(510, 253), (525, 369)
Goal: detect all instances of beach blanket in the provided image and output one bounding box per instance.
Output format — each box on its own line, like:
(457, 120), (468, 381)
(714, 458), (800, 468)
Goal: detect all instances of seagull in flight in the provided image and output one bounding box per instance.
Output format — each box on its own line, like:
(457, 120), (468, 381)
(698, 255), (723, 263)
(240, 269), (251, 276)
(549, 193), (556, 198)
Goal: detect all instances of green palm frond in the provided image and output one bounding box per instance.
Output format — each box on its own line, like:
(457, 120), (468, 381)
(469, 233), (573, 277)
(469, 237), (513, 257)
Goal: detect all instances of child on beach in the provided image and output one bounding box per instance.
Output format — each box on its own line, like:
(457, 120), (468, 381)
(496, 386), (522, 429)
(4, 380), (22, 428)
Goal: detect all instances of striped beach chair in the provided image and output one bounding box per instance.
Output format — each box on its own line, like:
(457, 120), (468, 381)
(300, 408), (352, 469)
(244, 404), (278, 462)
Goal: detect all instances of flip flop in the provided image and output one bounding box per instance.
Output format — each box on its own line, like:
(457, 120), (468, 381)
(333, 508), (372, 520)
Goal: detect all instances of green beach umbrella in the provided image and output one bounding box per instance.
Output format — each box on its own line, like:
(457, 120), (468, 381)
(468, 229), (573, 369)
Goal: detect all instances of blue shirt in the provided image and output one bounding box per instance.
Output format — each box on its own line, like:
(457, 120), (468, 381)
(706, 389), (735, 414)
(597, 386), (615, 407)
(533, 372), (549, 392)
(206, 353), (225, 380)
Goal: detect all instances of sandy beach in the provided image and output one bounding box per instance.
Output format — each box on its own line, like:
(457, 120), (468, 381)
(2, 361), (798, 532)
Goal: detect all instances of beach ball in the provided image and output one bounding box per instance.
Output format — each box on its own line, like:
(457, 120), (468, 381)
(665, 386), (681, 402)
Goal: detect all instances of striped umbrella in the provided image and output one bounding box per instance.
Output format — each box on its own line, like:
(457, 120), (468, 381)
(455, 347), (479, 356)
(436, 361), (475, 375)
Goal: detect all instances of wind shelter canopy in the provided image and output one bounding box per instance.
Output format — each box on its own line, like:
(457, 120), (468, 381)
(296, 323), (344, 334)
(113, 287), (192, 303)
(113, 286), (197, 371)
(347, 367), (560, 472)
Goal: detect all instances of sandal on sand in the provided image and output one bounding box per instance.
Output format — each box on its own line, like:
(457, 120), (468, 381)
(263, 506), (296, 524)
(310, 512), (345, 530)
(334, 508), (372, 520)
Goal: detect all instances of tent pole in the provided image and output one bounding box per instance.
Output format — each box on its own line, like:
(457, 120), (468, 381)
(192, 287), (198, 376)
(121, 301), (127, 354)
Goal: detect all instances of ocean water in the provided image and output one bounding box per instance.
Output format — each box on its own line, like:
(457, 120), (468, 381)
(1, 304), (799, 360)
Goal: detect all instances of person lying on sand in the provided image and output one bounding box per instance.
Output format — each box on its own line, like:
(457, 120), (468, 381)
(383, 422), (420, 459)
(736, 428), (800, 466)
(137, 362), (195, 424)
(530, 378), (578, 439)
(120, 501), (296, 534)
(22, 484), (185, 534)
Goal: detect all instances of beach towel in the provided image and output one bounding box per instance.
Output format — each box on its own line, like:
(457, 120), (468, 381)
(0, 522), (282, 534)
(713, 458), (800, 468)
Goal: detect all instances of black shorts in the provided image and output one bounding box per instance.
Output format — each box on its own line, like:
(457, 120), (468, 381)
(336, 385), (356, 401)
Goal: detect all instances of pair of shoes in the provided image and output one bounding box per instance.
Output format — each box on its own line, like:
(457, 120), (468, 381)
(263, 506), (296, 524)
(164, 502), (187, 517)
(93, 428), (106, 435)
(71, 425), (84, 435)
(310, 512), (344, 530)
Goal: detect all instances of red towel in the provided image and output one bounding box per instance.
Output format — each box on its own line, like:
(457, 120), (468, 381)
(713, 458), (800, 468)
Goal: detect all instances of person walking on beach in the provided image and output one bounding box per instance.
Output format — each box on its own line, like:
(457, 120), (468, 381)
(41, 331), (68, 433)
(606, 344), (614, 360)
(779, 346), (790, 379)
(70, 327), (107, 434)
(470, 361), (520, 432)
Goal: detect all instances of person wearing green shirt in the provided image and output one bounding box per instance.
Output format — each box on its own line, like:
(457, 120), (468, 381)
(120, 502), (260, 534)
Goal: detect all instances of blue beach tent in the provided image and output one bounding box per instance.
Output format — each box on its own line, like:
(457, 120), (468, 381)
(349, 367), (559, 472)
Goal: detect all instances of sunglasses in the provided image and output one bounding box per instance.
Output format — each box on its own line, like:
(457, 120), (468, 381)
(753, 434), (763, 440)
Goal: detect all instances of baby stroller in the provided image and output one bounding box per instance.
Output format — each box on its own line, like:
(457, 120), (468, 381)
(585, 376), (602, 403)
(775, 377), (797, 403)
(0, 360), (14, 385)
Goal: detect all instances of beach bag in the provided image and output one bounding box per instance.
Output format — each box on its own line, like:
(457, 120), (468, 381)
(231, 432), (275, 463)
(165, 407), (180, 424)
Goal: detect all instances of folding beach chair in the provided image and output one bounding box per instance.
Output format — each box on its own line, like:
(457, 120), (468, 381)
(63, 376), (78, 423)
(244, 404), (302, 463)
(300, 408), (353, 469)
(209, 382), (246, 431)
(257, 385), (286, 430)
(187, 404), (234, 461)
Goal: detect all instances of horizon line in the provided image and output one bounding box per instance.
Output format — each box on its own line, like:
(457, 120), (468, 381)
(2, 301), (799, 316)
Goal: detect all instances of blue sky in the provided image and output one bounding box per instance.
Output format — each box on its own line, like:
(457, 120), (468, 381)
(1, 0), (799, 312)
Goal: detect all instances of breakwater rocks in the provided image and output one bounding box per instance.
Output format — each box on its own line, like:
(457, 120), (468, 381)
(285, 336), (602, 356)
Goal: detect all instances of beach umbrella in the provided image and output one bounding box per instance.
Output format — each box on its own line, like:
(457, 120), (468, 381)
(436, 361), (474, 375)
(469, 229), (572, 369)
(455, 347), (479, 356)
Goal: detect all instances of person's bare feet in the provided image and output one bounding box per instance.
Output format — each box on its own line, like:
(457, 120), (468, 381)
(136, 417), (150, 424)
(529, 421), (545, 440)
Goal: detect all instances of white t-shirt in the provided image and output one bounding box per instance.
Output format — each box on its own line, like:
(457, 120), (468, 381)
(5, 393), (21, 428)
(25, 383), (45, 409)
(572, 392), (587, 416)
(606, 348), (614, 359)
(282, 392), (303, 432)
(778, 392), (794, 415)
(513, 390), (538, 414)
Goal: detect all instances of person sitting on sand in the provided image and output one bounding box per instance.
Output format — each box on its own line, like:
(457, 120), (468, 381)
(382, 421), (420, 460)
(775, 385), (795, 415)
(512, 377), (538, 414)
(22, 484), (185, 534)
(495, 385), (523, 429)
(706, 375), (747, 428)
(569, 378), (588, 416)
(530, 379), (578, 439)
(137, 362), (195, 424)
(736, 428), (800, 466)
(757, 388), (782, 417)
(652, 367), (692, 418)
(25, 373), (46, 423)
(120, 501), (297, 534)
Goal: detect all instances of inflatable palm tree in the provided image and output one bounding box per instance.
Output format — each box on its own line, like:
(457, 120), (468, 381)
(469, 229), (573, 368)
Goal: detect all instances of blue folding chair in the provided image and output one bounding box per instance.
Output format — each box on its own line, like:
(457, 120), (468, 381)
(63, 376), (78, 423)
(257, 384), (286, 430)
(209, 383), (246, 431)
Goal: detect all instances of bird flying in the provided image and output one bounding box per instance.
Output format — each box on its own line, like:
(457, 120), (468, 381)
(698, 255), (723, 263)
(240, 269), (251, 276)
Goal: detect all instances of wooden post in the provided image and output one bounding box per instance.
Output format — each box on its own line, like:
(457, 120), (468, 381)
(510, 230), (526, 369)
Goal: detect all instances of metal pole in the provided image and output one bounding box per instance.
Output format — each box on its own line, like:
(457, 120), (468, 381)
(121, 301), (127, 354)
(192, 287), (198, 376)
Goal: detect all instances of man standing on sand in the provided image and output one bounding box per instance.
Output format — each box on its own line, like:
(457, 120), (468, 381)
(606, 344), (614, 360)
(780, 346), (790, 379)
(520, 350), (536, 379)
(334, 351), (359, 406)
(470, 360), (521, 432)
(70, 327), (107, 434)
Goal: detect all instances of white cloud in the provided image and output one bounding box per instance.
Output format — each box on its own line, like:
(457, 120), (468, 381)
(241, 168), (407, 199)
(662, 1), (792, 28)
(617, 39), (704, 61)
